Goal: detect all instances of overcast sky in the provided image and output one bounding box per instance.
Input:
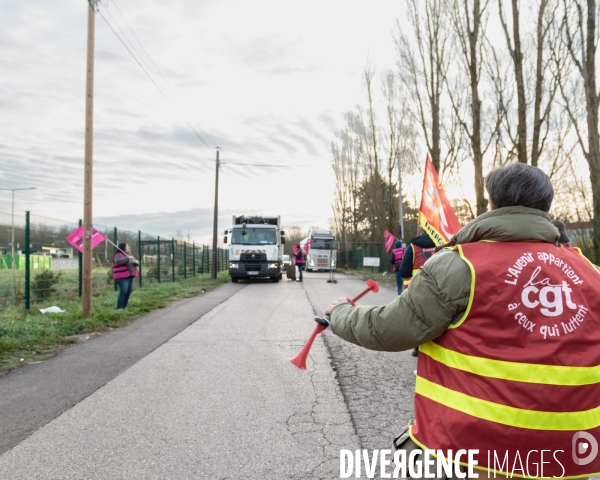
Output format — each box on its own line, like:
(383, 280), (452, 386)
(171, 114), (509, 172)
(0, 0), (408, 242)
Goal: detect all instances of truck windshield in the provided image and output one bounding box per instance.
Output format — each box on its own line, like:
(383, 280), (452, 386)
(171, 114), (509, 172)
(231, 228), (277, 245)
(310, 239), (333, 250)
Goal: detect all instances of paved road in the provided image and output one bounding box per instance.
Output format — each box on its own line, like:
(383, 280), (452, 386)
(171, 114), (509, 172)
(0, 271), (417, 479)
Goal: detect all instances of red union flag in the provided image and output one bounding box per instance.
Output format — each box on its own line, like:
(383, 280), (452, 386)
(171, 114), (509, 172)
(418, 154), (462, 246)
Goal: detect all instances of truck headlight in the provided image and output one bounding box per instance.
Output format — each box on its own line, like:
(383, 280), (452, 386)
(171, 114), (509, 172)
(268, 263), (278, 269)
(229, 262), (238, 269)
(331, 260), (336, 267)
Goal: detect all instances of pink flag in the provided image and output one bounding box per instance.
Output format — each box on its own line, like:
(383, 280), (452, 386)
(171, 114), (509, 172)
(384, 230), (396, 252)
(66, 225), (107, 253)
(304, 239), (315, 254)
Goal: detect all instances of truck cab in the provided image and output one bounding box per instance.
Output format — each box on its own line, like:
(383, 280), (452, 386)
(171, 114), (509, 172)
(226, 216), (284, 283)
(301, 230), (336, 272)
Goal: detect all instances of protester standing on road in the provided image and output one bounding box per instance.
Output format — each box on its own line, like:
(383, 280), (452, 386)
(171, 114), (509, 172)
(389, 240), (405, 295)
(112, 243), (139, 310)
(294, 245), (304, 282)
(552, 219), (572, 248)
(321, 163), (600, 479)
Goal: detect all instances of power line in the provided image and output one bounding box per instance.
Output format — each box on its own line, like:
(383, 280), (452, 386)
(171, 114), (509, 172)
(108, 0), (219, 149)
(110, 0), (175, 95)
(97, 9), (169, 100)
(96, 5), (215, 152)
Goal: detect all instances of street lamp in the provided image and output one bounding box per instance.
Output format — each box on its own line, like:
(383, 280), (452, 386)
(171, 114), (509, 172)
(0, 187), (36, 269)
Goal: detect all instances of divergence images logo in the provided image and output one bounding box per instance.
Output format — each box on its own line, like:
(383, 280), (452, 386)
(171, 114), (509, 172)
(572, 432), (598, 466)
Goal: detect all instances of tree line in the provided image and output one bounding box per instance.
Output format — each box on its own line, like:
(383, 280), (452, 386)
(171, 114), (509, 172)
(331, 0), (600, 262)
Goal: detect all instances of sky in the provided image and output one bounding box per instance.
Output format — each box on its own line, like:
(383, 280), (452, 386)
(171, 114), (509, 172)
(0, 0), (409, 243)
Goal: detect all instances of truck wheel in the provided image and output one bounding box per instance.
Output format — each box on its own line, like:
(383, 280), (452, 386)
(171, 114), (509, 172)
(231, 277), (239, 283)
(278, 273), (282, 280)
(271, 276), (279, 283)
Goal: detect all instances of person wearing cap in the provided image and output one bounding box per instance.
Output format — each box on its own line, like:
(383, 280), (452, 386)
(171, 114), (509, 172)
(322, 163), (600, 479)
(552, 220), (572, 248)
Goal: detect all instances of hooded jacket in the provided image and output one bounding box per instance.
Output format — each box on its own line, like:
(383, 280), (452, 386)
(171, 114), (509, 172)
(397, 232), (437, 278)
(330, 206), (597, 351)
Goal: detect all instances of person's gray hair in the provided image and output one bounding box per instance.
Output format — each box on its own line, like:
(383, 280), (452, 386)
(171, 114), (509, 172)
(485, 163), (554, 212)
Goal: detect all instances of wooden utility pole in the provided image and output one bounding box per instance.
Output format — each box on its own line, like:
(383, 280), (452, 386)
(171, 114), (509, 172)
(211, 148), (220, 279)
(82, 0), (96, 316)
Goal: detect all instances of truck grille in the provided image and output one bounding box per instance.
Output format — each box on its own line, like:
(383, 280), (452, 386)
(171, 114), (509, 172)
(245, 261), (262, 272)
(241, 253), (266, 262)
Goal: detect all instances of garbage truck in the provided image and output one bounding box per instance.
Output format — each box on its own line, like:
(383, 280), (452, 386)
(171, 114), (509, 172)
(225, 215), (284, 283)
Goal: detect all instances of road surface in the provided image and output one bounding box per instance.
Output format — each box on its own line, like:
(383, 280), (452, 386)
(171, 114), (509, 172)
(0, 271), (416, 479)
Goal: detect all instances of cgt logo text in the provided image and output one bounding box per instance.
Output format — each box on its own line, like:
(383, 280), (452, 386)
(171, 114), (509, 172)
(339, 432), (598, 479)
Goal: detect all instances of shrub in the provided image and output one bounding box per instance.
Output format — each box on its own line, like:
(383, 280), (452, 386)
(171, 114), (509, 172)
(32, 270), (62, 300)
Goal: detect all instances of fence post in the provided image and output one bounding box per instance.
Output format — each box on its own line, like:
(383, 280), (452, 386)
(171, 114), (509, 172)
(25, 211), (30, 311)
(78, 219), (82, 298)
(171, 238), (175, 282)
(157, 236), (161, 283)
(183, 241), (187, 279)
(138, 231), (142, 288)
(193, 242), (196, 276)
(113, 227), (118, 291)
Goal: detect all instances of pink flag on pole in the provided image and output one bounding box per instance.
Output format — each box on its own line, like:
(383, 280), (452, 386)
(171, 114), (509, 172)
(304, 239), (315, 254)
(66, 226), (107, 253)
(384, 230), (396, 252)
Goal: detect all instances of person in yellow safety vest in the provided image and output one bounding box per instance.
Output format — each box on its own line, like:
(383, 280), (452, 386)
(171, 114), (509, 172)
(321, 163), (600, 479)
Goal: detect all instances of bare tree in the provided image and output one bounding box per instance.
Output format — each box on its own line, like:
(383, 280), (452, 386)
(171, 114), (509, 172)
(446, 0), (496, 216)
(558, 0), (600, 262)
(497, 0), (559, 166)
(396, 0), (461, 177)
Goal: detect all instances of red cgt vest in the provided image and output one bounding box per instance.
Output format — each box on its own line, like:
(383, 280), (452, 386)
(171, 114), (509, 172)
(411, 241), (600, 479)
(403, 244), (436, 289)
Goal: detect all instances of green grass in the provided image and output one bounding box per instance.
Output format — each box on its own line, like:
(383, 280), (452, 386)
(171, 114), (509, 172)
(0, 269), (230, 373)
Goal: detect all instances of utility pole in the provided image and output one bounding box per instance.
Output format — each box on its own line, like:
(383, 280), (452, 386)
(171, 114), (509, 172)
(211, 147), (220, 279)
(398, 156), (405, 244)
(82, 0), (96, 317)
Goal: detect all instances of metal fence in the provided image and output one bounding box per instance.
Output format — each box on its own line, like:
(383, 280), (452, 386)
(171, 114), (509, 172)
(336, 243), (394, 273)
(0, 211), (229, 310)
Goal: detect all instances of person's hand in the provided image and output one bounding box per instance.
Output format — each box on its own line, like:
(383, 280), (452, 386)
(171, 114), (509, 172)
(324, 297), (353, 316)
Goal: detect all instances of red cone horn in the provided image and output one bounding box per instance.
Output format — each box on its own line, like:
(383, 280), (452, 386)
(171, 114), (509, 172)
(289, 324), (326, 370)
(289, 279), (379, 370)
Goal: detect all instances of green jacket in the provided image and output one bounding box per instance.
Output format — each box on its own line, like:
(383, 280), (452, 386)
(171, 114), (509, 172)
(330, 206), (571, 351)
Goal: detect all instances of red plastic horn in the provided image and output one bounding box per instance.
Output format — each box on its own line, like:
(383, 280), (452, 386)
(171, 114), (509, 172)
(289, 279), (379, 370)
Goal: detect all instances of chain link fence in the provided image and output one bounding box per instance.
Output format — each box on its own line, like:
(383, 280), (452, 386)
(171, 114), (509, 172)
(0, 212), (229, 310)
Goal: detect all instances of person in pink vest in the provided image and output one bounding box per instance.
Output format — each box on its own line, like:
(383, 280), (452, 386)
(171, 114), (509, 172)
(294, 245), (305, 282)
(389, 240), (406, 295)
(112, 243), (139, 310)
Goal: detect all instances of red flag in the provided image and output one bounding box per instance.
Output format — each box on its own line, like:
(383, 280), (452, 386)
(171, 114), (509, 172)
(384, 230), (395, 252)
(418, 154), (462, 246)
(66, 225), (106, 253)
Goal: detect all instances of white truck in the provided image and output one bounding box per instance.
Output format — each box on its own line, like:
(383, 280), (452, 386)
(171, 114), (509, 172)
(225, 215), (284, 283)
(300, 230), (336, 272)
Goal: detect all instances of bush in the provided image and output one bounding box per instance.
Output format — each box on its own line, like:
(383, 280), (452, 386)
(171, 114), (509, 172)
(32, 270), (62, 300)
